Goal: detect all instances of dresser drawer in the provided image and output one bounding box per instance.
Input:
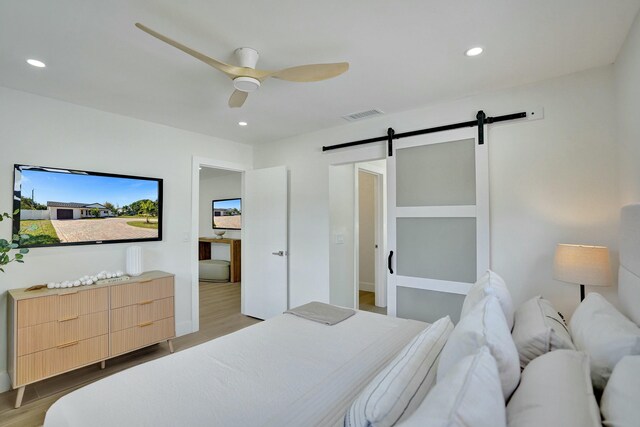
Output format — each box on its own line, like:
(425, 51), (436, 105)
(111, 317), (175, 356)
(77, 287), (109, 316)
(17, 287), (109, 328)
(111, 297), (174, 332)
(17, 311), (109, 356)
(16, 334), (109, 386)
(110, 277), (174, 309)
(16, 295), (58, 327)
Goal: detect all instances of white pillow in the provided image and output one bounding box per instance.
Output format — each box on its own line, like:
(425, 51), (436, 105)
(345, 316), (454, 427)
(601, 356), (640, 427)
(461, 270), (514, 330)
(507, 350), (601, 427)
(396, 347), (506, 427)
(569, 292), (640, 390)
(512, 296), (575, 368)
(437, 295), (520, 400)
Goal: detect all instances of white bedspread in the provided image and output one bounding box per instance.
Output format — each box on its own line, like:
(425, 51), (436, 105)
(44, 310), (426, 427)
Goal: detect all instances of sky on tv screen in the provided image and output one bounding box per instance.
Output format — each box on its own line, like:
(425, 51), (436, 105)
(213, 199), (241, 210)
(22, 169), (159, 207)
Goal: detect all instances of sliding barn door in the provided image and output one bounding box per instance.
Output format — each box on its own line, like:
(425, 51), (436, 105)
(243, 166), (288, 320)
(387, 127), (489, 323)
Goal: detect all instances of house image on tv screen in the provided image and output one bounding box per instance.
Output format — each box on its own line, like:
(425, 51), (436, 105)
(47, 201), (114, 220)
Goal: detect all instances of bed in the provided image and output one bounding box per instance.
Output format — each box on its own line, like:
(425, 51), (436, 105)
(44, 309), (426, 427)
(44, 204), (640, 427)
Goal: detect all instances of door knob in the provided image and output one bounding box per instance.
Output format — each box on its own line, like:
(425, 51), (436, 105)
(272, 251), (286, 256)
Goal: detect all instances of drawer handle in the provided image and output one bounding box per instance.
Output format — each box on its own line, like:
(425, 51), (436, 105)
(138, 321), (154, 327)
(61, 291), (79, 295)
(59, 315), (79, 322)
(57, 340), (79, 349)
(138, 300), (153, 305)
(139, 279), (153, 283)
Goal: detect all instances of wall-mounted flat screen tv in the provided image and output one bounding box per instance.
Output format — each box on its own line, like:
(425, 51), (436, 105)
(13, 164), (163, 248)
(212, 198), (241, 230)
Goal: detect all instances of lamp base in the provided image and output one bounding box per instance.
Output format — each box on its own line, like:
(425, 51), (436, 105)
(580, 284), (585, 302)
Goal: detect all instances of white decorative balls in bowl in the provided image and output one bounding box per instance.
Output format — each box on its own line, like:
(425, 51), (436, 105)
(214, 230), (226, 239)
(46, 270), (127, 289)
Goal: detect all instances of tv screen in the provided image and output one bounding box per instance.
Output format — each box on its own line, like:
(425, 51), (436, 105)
(13, 164), (162, 247)
(212, 198), (241, 230)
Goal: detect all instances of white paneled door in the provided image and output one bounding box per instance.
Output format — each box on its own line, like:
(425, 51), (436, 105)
(242, 166), (288, 319)
(387, 127), (489, 323)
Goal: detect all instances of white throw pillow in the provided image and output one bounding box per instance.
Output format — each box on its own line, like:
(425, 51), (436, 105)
(569, 292), (640, 390)
(460, 270), (514, 330)
(511, 296), (575, 368)
(437, 295), (520, 400)
(507, 350), (601, 427)
(396, 347), (506, 427)
(345, 316), (454, 427)
(601, 356), (640, 427)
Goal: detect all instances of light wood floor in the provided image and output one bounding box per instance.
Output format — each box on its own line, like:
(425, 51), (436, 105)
(359, 290), (387, 315)
(0, 281), (258, 427)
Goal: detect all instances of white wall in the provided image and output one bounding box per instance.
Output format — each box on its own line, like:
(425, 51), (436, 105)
(329, 164), (355, 307)
(254, 65), (619, 320)
(21, 210), (49, 220)
(198, 171), (242, 261)
(358, 171), (376, 291)
(615, 11), (640, 205)
(0, 86), (252, 391)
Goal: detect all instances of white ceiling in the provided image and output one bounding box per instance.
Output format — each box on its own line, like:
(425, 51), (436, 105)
(1, 1), (639, 145)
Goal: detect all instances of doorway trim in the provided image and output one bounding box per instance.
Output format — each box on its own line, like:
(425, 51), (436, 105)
(354, 161), (387, 309)
(191, 156), (248, 333)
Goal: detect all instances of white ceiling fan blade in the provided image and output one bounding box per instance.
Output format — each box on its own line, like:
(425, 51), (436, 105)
(270, 62), (349, 82)
(229, 90), (248, 108)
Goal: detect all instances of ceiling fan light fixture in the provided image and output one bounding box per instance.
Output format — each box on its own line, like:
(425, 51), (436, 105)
(233, 76), (261, 92)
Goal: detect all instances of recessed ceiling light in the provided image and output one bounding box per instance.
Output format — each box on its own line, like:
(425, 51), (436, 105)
(238, 121), (248, 127)
(465, 47), (483, 57)
(26, 59), (46, 68)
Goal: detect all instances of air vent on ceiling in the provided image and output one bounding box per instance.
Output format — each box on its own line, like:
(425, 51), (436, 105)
(342, 109), (385, 122)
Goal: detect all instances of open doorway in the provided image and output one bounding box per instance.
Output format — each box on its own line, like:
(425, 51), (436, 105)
(328, 159), (387, 313)
(198, 167), (243, 325)
(356, 161), (386, 314)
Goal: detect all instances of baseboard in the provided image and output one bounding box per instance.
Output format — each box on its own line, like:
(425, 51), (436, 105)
(359, 282), (375, 292)
(0, 370), (11, 393)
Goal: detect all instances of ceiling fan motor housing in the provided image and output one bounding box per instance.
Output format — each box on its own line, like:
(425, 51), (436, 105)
(234, 47), (259, 68)
(233, 47), (261, 92)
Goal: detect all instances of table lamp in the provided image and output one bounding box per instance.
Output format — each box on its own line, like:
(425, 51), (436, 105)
(553, 244), (612, 301)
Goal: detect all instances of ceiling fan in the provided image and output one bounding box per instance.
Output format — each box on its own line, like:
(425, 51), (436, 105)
(135, 23), (349, 108)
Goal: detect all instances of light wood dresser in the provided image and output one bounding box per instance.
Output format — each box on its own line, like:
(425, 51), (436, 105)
(7, 270), (175, 408)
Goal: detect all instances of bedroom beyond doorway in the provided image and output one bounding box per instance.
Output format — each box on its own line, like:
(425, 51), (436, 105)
(198, 166), (243, 320)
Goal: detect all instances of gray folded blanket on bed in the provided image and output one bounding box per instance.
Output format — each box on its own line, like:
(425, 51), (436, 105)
(284, 301), (356, 325)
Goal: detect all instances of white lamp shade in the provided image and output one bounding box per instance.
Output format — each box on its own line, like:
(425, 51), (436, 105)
(553, 244), (612, 287)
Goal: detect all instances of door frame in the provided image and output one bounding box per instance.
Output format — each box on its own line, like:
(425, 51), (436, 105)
(190, 156), (248, 333)
(354, 162), (387, 309)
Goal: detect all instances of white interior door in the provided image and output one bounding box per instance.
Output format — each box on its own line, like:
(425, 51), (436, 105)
(387, 127), (489, 323)
(242, 166), (288, 319)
